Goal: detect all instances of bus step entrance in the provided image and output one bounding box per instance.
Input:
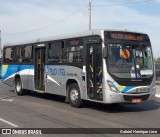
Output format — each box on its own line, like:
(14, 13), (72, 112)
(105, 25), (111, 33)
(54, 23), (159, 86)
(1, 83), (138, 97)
(35, 90), (45, 93)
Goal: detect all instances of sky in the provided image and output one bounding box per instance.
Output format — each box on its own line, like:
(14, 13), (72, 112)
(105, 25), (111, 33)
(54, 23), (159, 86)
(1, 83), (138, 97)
(0, 0), (160, 58)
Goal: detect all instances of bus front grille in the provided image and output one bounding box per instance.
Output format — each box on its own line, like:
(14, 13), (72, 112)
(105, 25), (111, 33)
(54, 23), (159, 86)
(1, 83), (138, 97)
(123, 94), (150, 102)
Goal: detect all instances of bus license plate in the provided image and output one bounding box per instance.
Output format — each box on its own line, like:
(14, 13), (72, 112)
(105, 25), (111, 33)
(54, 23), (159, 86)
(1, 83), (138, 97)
(132, 98), (142, 103)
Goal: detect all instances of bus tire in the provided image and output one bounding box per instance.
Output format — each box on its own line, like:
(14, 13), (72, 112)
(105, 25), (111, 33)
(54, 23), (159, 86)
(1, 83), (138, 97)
(68, 83), (83, 108)
(15, 78), (25, 96)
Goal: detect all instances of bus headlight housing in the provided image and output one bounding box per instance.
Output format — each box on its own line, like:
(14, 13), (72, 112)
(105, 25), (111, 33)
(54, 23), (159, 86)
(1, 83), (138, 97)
(107, 80), (120, 93)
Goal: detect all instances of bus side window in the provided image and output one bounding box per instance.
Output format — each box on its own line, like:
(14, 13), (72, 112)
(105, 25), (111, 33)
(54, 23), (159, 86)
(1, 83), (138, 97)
(15, 46), (22, 63)
(22, 45), (33, 63)
(4, 48), (13, 63)
(48, 42), (63, 63)
(64, 39), (83, 63)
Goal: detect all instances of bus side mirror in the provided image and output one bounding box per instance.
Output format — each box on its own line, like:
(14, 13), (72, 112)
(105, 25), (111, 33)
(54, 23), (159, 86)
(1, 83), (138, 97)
(103, 47), (107, 59)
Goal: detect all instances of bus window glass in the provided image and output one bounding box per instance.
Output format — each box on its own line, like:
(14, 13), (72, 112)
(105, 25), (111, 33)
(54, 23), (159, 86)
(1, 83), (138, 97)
(107, 43), (153, 79)
(48, 42), (63, 63)
(12, 47), (18, 63)
(14, 46), (22, 63)
(64, 39), (83, 63)
(22, 45), (32, 63)
(4, 48), (12, 63)
(25, 46), (32, 58)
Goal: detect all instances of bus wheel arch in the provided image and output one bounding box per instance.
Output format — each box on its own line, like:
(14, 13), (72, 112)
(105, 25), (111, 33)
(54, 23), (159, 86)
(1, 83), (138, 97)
(14, 75), (25, 95)
(66, 79), (83, 108)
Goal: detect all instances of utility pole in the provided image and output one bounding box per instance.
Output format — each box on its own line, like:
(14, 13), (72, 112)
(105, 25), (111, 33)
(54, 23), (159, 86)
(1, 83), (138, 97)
(89, 2), (91, 30)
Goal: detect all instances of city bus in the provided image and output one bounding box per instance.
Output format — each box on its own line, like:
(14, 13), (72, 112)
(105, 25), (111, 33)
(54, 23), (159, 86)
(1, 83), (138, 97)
(2, 30), (156, 107)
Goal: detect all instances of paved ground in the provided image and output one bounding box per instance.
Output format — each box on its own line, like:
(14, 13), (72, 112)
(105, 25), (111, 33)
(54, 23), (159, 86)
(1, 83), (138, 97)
(0, 82), (160, 137)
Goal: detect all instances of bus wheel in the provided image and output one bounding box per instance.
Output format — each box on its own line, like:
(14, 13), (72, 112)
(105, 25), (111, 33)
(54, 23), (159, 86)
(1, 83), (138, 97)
(68, 83), (83, 108)
(15, 78), (24, 95)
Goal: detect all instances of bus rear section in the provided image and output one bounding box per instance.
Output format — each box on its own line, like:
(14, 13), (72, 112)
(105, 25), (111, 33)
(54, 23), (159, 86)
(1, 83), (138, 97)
(2, 45), (34, 93)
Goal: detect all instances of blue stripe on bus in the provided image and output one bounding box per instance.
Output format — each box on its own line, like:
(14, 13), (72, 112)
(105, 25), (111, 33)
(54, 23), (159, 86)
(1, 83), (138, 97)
(113, 81), (135, 93)
(2, 65), (34, 81)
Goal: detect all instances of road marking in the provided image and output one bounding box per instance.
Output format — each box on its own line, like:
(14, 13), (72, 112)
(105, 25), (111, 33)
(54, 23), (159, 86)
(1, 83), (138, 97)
(0, 98), (14, 102)
(1, 99), (14, 102)
(0, 118), (18, 127)
(155, 94), (160, 98)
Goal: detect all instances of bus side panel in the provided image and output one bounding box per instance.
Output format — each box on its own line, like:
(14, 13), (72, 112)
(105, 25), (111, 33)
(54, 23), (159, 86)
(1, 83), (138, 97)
(45, 65), (87, 99)
(2, 64), (34, 90)
(2, 65), (18, 87)
(45, 65), (66, 95)
(26, 67), (35, 91)
(18, 65), (34, 90)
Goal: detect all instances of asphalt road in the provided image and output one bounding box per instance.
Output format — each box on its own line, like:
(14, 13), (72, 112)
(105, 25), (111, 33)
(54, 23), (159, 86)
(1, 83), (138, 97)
(0, 82), (160, 137)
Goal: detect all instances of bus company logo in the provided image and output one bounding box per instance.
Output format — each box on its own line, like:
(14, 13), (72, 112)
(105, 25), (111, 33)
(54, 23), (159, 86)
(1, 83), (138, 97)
(46, 66), (66, 76)
(2, 129), (11, 134)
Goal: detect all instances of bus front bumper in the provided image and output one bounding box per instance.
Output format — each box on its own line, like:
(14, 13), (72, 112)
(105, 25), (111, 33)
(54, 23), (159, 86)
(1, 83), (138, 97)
(104, 89), (156, 104)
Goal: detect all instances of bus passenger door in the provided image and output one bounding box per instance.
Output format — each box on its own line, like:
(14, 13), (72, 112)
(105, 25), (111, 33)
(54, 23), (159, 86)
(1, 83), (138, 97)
(87, 44), (103, 100)
(35, 47), (46, 92)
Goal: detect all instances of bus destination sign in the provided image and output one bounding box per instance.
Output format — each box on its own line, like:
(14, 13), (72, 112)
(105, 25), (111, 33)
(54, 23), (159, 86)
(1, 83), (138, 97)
(111, 33), (143, 41)
(105, 31), (150, 42)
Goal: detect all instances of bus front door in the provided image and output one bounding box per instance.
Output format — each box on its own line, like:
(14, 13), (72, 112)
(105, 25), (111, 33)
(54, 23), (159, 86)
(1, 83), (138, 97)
(87, 44), (103, 100)
(35, 47), (46, 92)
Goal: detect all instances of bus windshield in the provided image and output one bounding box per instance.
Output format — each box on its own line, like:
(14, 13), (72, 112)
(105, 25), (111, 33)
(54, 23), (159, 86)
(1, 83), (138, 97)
(107, 43), (153, 79)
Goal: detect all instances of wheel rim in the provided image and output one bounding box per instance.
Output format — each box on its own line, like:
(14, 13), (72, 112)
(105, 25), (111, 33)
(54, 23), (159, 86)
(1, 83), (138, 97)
(70, 89), (79, 103)
(16, 81), (21, 93)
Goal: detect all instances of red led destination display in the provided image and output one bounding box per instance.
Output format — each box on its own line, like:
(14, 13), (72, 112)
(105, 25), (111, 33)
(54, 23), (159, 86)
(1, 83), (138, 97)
(111, 33), (143, 41)
(105, 31), (150, 42)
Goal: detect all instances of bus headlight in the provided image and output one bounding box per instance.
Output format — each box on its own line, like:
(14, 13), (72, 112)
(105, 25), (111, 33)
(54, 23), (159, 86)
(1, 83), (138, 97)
(107, 80), (120, 93)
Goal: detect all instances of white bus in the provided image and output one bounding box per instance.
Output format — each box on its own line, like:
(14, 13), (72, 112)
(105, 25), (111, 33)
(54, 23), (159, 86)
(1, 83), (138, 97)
(2, 30), (156, 107)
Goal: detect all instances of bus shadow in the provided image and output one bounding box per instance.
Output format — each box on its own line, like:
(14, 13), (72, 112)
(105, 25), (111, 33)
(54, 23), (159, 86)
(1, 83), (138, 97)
(83, 100), (160, 113)
(25, 91), (160, 113)
(26, 91), (66, 104)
